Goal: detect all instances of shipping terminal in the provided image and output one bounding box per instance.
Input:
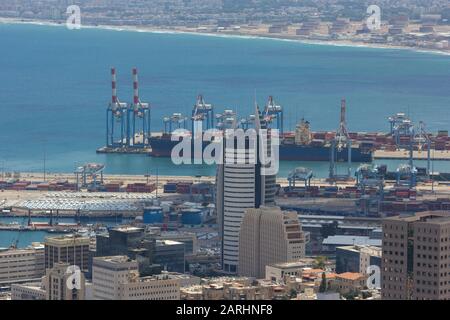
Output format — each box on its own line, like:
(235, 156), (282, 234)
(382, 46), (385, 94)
(96, 68), (450, 166)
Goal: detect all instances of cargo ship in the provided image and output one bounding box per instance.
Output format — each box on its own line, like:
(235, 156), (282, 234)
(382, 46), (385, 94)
(149, 118), (373, 162)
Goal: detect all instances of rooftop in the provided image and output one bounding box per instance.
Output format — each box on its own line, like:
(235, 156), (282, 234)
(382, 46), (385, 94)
(156, 240), (184, 246)
(336, 272), (365, 281)
(384, 211), (450, 223)
(268, 258), (316, 269)
(112, 226), (144, 233)
(45, 234), (90, 245)
(323, 235), (382, 247)
(93, 255), (134, 264)
(337, 245), (382, 256)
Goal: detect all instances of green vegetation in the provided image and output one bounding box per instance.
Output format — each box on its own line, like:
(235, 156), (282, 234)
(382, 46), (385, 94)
(313, 256), (328, 270)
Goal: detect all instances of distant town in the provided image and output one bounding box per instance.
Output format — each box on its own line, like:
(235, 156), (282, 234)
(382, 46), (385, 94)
(1, 0), (450, 53)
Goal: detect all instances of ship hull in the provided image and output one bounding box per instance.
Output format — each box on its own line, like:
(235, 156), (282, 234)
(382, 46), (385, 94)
(149, 137), (372, 162)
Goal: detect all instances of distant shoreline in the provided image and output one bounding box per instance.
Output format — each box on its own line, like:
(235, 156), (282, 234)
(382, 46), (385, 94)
(1, 17), (450, 57)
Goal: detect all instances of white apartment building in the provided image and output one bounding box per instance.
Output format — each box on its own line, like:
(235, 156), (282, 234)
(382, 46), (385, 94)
(92, 256), (180, 300)
(11, 282), (46, 300)
(265, 259), (316, 282)
(0, 243), (45, 285)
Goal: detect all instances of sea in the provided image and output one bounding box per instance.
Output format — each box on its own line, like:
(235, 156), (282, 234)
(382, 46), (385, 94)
(1, 22), (450, 246)
(1, 23), (450, 178)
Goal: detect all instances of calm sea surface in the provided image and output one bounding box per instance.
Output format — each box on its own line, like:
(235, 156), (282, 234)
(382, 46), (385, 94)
(1, 23), (450, 178)
(1, 23), (450, 247)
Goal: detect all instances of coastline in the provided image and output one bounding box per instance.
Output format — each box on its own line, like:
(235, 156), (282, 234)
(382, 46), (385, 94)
(1, 17), (450, 57)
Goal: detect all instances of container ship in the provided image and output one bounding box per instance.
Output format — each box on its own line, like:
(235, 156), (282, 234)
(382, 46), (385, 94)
(149, 117), (373, 162)
(279, 119), (372, 162)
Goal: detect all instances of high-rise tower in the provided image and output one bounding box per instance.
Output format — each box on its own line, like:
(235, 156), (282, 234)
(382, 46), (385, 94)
(216, 105), (277, 274)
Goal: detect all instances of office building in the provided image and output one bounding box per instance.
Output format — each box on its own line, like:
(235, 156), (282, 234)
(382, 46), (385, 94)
(92, 256), (180, 300)
(265, 259), (316, 282)
(11, 282), (46, 300)
(96, 226), (150, 257)
(43, 262), (86, 300)
(155, 232), (198, 255)
(45, 235), (90, 273)
(154, 240), (185, 273)
(0, 243), (45, 285)
(92, 256), (138, 300)
(336, 245), (382, 275)
(216, 106), (277, 274)
(95, 226), (160, 276)
(239, 206), (308, 278)
(381, 211), (450, 300)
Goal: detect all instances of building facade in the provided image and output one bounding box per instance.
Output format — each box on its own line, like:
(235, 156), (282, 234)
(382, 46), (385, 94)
(43, 262), (86, 300)
(381, 211), (450, 300)
(265, 259), (316, 282)
(11, 282), (46, 300)
(154, 240), (185, 273)
(336, 245), (382, 275)
(216, 107), (277, 274)
(45, 235), (90, 273)
(92, 256), (180, 300)
(239, 206), (308, 278)
(95, 226), (160, 276)
(0, 243), (45, 285)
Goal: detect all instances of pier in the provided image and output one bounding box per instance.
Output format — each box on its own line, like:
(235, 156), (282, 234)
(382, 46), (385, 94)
(374, 149), (450, 161)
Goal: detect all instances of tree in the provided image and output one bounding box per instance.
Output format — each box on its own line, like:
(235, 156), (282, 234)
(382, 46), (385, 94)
(290, 289), (298, 299)
(313, 256), (328, 270)
(319, 272), (327, 293)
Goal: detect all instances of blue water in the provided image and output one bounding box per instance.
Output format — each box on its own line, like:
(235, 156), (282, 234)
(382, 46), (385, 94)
(0, 216), (134, 248)
(0, 23), (450, 178)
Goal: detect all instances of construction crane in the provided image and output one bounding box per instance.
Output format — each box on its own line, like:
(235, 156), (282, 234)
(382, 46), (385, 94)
(263, 96), (284, 134)
(74, 163), (105, 191)
(288, 167), (313, 190)
(355, 164), (386, 216)
(127, 68), (151, 148)
(396, 164), (417, 188)
(239, 114), (256, 130)
(191, 95), (214, 131)
(163, 113), (188, 133)
(388, 113), (413, 148)
(329, 98), (352, 182)
(106, 68), (128, 148)
(414, 121), (431, 179)
(10, 216), (28, 249)
(215, 110), (237, 130)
